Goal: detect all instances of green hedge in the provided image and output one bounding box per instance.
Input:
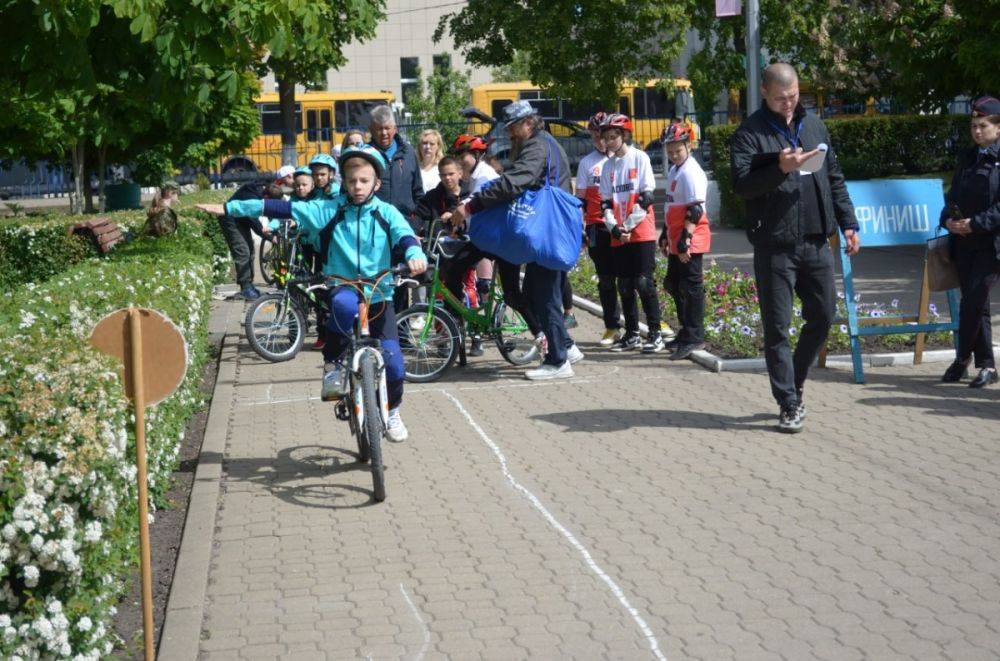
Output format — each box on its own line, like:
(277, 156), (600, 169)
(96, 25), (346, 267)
(706, 114), (969, 227)
(0, 190), (232, 294)
(0, 220), (217, 658)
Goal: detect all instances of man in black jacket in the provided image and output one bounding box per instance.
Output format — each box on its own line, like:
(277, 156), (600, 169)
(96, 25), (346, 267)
(731, 63), (861, 433)
(369, 104), (424, 312)
(451, 101), (584, 379)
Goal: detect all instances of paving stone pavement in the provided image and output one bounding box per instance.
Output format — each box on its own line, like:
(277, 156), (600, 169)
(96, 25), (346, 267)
(184, 299), (1000, 661)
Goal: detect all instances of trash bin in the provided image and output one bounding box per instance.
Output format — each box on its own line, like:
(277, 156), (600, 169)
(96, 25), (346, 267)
(105, 182), (142, 211)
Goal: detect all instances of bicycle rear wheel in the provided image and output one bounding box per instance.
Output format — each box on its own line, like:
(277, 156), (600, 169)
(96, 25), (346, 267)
(360, 352), (386, 502)
(244, 293), (306, 362)
(492, 301), (535, 365)
(396, 303), (461, 383)
(259, 235), (282, 285)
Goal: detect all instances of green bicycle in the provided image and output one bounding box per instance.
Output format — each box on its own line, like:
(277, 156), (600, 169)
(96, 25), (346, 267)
(396, 233), (536, 383)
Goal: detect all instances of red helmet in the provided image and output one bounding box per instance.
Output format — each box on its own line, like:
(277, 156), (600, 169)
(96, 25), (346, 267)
(587, 112), (608, 131)
(661, 123), (690, 145)
(599, 113), (633, 133)
(450, 134), (492, 154)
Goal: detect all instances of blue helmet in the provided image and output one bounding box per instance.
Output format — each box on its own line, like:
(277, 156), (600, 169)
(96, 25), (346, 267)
(338, 144), (388, 179)
(293, 166), (313, 177)
(308, 153), (339, 171)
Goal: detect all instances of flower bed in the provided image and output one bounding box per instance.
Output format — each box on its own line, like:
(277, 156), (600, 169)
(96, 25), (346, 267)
(569, 254), (952, 359)
(0, 219), (218, 659)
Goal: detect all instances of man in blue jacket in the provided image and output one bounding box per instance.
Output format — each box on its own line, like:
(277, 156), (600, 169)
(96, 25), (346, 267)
(369, 105), (424, 313)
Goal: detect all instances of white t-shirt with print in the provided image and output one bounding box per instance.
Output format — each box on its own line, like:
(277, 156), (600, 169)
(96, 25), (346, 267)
(575, 149), (608, 225)
(598, 145), (657, 243)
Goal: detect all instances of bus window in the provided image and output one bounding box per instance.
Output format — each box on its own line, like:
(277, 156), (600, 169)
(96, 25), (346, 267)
(634, 87), (675, 119)
(518, 90), (558, 117)
(306, 109), (333, 141)
(619, 96), (629, 115)
(335, 100), (388, 130)
(260, 103), (302, 135)
(491, 99), (514, 118)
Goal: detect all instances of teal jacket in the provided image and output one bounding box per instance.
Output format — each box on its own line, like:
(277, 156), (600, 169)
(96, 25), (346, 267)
(226, 194), (424, 302)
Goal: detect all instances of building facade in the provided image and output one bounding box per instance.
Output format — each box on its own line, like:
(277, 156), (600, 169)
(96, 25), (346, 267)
(259, 1), (494, 107)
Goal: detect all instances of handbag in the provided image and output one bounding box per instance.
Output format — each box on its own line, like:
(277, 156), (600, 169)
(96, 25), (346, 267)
(926, 234), (959, 292)
(468, 136), (583, 271)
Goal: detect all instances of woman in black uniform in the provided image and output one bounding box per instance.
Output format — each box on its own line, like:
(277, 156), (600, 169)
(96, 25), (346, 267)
(941, 96), (1000, 388)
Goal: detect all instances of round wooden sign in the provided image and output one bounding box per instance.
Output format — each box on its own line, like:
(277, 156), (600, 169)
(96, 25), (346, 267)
(91, 308), (187, 406)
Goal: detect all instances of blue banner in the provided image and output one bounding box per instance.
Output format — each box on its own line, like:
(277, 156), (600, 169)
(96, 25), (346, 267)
(845, 179), (944, 247)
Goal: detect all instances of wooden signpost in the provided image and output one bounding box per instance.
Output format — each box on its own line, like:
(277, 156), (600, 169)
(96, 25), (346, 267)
(91, 308), (187, 661)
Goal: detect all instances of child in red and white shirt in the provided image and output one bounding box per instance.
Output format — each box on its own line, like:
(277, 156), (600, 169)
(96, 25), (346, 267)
(598, 113), (664, 354)
(659, 123), (711, 360)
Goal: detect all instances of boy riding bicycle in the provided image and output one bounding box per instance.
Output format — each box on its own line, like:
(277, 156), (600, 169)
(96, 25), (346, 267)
(198, 145), (427, 442)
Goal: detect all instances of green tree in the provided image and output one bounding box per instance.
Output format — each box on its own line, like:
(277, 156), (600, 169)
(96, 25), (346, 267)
(490, 51), (533, 83)
(401, 60), (472, 145)
(249, 1), (386, 165)
(436, 0), (691, 107)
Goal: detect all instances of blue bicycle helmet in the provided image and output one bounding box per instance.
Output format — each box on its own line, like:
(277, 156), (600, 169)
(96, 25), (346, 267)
(308, 153), (339, 171)
(293, 166), (313, 177)
(338, 144), (388, 179)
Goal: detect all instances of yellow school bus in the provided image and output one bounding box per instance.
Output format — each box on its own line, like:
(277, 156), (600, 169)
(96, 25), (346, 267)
(470, 79), (697, 151)
(221, 90), (395, 174)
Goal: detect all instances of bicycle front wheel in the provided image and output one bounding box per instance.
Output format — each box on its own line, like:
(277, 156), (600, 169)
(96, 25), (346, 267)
(396, 303), (461, 383)
(360, 351), (386, 502)
(244, 293), (306, 362)
(492, 301), (536, 365)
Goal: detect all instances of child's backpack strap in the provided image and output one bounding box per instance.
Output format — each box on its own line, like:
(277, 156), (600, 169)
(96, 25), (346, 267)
(318, 206), (348, 260)
(317, 206), (394, 261)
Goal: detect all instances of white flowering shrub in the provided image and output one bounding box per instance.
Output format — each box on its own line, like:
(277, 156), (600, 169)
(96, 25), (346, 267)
(0, 220), (216, 658)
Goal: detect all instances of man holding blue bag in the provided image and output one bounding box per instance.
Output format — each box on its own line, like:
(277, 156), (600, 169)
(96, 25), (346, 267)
(450, 101), (585, 380)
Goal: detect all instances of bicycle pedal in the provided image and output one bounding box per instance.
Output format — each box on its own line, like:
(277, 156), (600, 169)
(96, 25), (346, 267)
(334, 400), (350, 421)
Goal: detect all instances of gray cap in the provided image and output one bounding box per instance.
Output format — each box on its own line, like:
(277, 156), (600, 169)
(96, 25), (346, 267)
(501, 100), (537, 127)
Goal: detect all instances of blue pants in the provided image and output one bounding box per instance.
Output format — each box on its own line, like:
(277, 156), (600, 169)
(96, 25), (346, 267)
(323, 287), (405, 407)
(524, 263), (574, 366)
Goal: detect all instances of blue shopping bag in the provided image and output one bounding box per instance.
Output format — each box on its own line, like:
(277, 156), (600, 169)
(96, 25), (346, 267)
(468, 136), (583, 271)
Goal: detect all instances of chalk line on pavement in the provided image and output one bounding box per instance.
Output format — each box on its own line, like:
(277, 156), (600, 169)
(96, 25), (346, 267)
(399, 583), (431, 661)
(441, 390), (668, 661)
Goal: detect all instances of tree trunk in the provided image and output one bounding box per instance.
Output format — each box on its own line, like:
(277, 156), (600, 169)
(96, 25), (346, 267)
(277, 75), (298, 169)
(83, 150), (95, 213)
(70, 141), (85, 215)
(97, 145), (107, 213)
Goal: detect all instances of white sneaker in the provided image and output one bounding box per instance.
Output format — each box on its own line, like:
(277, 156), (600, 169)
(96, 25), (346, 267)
(566, 343), (585, 365)
(525, 361), (574, 381)
(386, 407), (408, 442)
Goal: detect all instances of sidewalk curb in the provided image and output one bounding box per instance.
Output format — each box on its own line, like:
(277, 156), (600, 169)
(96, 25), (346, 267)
(571, 293), (980, 374)
(572, 294), (723, 372)
(159, 300), (242, 661)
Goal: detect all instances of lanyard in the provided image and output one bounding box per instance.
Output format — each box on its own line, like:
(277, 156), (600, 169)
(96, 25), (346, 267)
(766, 117), (804, 149)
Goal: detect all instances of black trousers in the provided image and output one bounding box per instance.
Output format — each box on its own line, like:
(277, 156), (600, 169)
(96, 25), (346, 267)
(753, 239), (836, 407)
(586, 225), (620, 330)
(613, 241), (661, 335)
(955, 243), (1000, 369)
(441, 247), (543, 336)
(561, 271), (574, 311)
(664, 253), (705, 345)
(524, 263), (573, 365)
(218, 215), (255, 289)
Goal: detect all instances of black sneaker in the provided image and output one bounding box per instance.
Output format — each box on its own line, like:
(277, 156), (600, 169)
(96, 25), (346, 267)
(610, 333), (641, 352)
(795, 389), (806, 420)
(941, 359), (970, 383)
(669, 342), (705, 361)
(969, 367), (998, 389)
(777, 404), (803, 433)
(468, 336), (484, 357)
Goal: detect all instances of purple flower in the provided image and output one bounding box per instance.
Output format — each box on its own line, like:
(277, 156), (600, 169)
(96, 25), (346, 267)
(741, 325), (752, 336)
(839, 324), (848, 333)
(929, 303), (939, 316)
(891, 299), (899, 308)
